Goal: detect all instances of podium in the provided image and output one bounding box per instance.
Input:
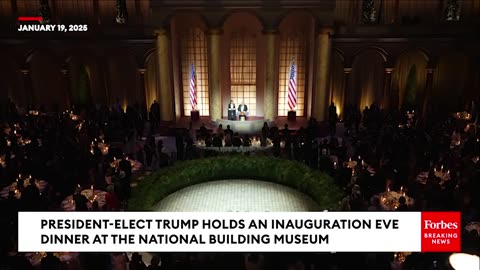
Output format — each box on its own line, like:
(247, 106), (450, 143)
(228, 110), (236, 120)
(288, 110), (296, 121)
(190, 110), (200, 121)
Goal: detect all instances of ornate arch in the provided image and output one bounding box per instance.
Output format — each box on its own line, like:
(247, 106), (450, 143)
(332, 47), (346, 63)
(142, 48), (156, 68)
(221, 9), (265, 28)
(392, 48), (430, 110)
(24, 48), (61, 69)
(62, 49), (98, 67)
(396, 47), (430, 63)
(349, 48), (387, 110)
(352, 46), (389, 64)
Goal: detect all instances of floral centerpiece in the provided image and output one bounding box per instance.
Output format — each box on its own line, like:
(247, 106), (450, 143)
(454, 111), (471, 120)
(394, 252), (412, 263)
(380, 188), (414, 210)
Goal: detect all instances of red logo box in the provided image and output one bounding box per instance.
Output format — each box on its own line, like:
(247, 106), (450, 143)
(421, 212), (461, 252)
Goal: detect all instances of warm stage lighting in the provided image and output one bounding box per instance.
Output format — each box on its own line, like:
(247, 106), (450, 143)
(449, 253), (480, 270)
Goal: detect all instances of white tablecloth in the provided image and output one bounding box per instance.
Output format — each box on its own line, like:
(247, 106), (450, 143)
(61, 189), (107, 211)
(377, 191), (414, 211)
(196, 145), (273, 153)
(434, 170), (450, 183)
(25, 252), (79, 267)
(465, 222), (480, 234)
(111, 159), (143, 174)
(0, 179), (48, 199)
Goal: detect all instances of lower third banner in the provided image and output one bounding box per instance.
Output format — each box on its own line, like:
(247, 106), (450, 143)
(18, 211), (461, 252)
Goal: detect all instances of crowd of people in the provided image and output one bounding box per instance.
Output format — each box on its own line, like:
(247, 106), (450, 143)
(0, 99), (158, 270)
(0, 98), (479, 269)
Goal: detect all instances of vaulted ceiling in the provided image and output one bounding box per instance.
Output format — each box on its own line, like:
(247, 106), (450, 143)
(1, 0), (479, 26)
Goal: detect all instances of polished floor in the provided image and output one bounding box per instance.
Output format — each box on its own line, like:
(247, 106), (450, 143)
(154, 179), (320, 212)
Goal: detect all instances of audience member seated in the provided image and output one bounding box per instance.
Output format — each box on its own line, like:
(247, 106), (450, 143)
(242, 135), (251, 147)
(224, 132), (232, 147)
(212, 136), (223, 147)
(396, 196), (409, 211)
(111, 252), (129, 270)
(73, 186), (88, 211)
(41, 252), (61, 270)
(129, 252), (146, 270)
(199, 123), (208, 139)
(147, 256), (161, 270)
(232, 133), (242, 147)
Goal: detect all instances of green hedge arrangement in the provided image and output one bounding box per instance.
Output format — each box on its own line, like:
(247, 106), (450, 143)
(128, 155), (342, 211)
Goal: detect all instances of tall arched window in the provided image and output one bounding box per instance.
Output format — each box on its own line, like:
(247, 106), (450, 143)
(230, 31), (257, 116)
(278, 32), (306, 116)
(181, 28), (209, 116)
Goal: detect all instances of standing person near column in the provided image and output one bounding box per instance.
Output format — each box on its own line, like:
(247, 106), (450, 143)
(149, 100), (160, 133)
(328, 102), (338, 135)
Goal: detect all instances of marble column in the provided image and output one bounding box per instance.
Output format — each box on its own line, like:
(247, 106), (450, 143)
(422, 68), (435, 118)
(342, 67), (352, 117)
(61, 68), (71, 108)
(207, 28), (222, 121)
(313, 27), (333, 121)
(21, 69), (33, 107)
(383, 68), (393, 109)
(155, 28), (175, 122)
(263, 28), (278, 121)
(93, 0), (100, 24)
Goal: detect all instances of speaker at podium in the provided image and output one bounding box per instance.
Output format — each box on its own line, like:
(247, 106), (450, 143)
(227, 100), (236, 120)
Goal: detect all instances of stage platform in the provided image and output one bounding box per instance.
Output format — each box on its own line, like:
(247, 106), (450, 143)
(215, 118), (270, 134)
(170, 116), (340, 137)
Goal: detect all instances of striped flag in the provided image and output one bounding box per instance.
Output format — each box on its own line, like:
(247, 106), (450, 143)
(189, 63), (197, 111)
(287, 59), (297, 111)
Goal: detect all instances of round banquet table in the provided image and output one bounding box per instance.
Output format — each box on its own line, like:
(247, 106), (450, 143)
(377, 191), (414, 211)
(465, 222), (480, 234)
(434, 169), (451, 184)
(415, 171), (429, 185)
(111, 158), (143, 174)
(97, 142), (109, 155)
(453, 111), (471, 121)
(196, 144), (273, 153)
(0, 179), (48, 199)
(61, 189), (107, 211)
(196, 138), (274, 153)
(25, 252), (80, 269)
(344, 160), (357, 169)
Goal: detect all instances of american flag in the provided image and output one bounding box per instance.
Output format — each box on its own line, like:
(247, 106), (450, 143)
(189, 63), (197, 111)
(287, 59), (297, 111)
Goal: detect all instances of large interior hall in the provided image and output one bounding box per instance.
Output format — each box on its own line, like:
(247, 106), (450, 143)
(0, 0), (479, 123)
(0, 1), (480, 270)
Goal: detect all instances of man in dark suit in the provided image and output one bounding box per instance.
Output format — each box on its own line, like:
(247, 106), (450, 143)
(225, 125), (234, 137)
(228, 100), (236, 120)
(41, 252), (61, 270)
(328, 102), (337, 135)
(238, 101), (248, 120)
(149, 100), (160, 132)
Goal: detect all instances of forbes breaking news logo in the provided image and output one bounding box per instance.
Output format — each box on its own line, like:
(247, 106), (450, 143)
(421, 212), (461, 252)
